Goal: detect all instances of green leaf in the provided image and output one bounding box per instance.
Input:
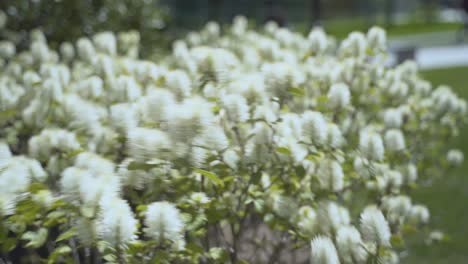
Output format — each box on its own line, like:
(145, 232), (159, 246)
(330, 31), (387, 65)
(48, 245), (72, 264)
(22, 228), (48, 248)
(56, 227), (77, 242)
(0, 109), (16, 122)
(390, 234), (405, 248)
(275, 147), (291, 155)
(194, 169), (223, 186)
(288, 87), (305, 96)
(127, 161), (159, 171)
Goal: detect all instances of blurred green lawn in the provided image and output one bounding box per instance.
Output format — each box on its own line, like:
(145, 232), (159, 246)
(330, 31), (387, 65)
(294, 19), (462, 39)
(402, 67), (468, 264)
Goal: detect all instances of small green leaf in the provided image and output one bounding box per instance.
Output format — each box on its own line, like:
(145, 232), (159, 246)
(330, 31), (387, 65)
(195, 169), (223, 186)
(288, 87), (305, 96)
(56, 227), (77, 242)
(390, 234), (405, 248)
(23, 228), (48, 248)
(127, 161), (159, 171)
(276, 147), (291, 155)
(48, 245), (71, 264)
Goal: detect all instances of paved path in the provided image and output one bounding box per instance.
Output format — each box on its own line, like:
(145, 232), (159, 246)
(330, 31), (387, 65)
(387, 31), (468, 69)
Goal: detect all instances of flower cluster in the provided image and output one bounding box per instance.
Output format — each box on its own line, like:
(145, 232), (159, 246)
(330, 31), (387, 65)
(0, 16), (465, 263)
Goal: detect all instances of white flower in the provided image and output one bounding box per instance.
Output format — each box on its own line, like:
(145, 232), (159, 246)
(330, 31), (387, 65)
(93, 32), (117, 56)
(360, 206), (391, 246)
(384, 108), (402, 128)
(384, 129), (405, 152)
(221, 94), (250, 123)
(127, 127), (172, 163)
(28, 129), (81, 161)
(75, 152), (115, 175)
(144, 201), (184, 243)
(302, 111), (327, 145)
(340, 32), (367, 58)
(318, 202), (350, 234)
(326, 124), (344, 149)
(96, 197), (137, 246)
(297, 206), (318, 236)
(359, 130), (385, 161)
(310, 235), (340, 264)
(165, 70), (192, 98)
(110, 103), (139, 132)
(328, 83), (351, 110)
(316, 159), (344, 192)
(308, 28), (328, 54)
(77, 37), (96, 63)
(447, 149), (464, 166)
(0, 41), (15, 59)
(408, 205), (430, 224)
(367, 26), (386, 51)
(336, 225), (368, 263)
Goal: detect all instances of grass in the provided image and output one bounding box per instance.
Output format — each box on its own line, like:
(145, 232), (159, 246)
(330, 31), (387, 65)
(402, 67), (468, 264)
(293, 19), (462, 39)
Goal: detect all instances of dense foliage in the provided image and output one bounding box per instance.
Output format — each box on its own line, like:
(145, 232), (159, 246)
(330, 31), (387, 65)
(0, 14), (466, 264)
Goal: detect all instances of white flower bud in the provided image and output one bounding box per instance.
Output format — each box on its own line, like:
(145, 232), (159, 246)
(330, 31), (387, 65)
(316, 159), (344, 192)
(367, 26), (386, 51)
(447, 149), (464, 166)
(96, 197), (137, 246)
(385, 129), (406, 152)
(360, 206), (391, 246)
(310, 235), (340, 264)
(144, 202), (184, 243)
(302, 111), (327, 145)
(359, 130), (385, 161)
(0, 41), (15, 59)
(384, 108), (402, 128)
(328, 83), (351, 110)
(336, 225), (368, 263)
(93, 32), (117, 56)
(308, 28), (328, 54)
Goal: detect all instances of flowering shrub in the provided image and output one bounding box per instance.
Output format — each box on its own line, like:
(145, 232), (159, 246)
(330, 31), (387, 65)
(0, 16), (466, 263)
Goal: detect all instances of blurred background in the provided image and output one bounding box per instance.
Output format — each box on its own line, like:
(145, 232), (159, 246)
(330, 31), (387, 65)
(1, 0), (467, 263)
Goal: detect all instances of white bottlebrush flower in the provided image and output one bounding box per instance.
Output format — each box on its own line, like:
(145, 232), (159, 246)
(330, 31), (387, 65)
(318, 202), (350, 234)
(144, 201), (184, 243)
(340, 32), (367, 58)
(28, 129), (80, 161)
(336, 225), (368, 263)
(93, 32), (117, 56)
(0, 192), (17, 216)
(75, 152), (115, 175)
(308, 28), (328, 54)
(221, 93), (250, 123)
(60, 42), (75, 61)
(96, 197), (138, 246)
(367, 26), (386, 51)
(326, 123), (344, 149)
(127, 127), (172, 163)
(165, 70), (192, 98)
(316, 159), (344, 192)
(297, 206), (318, 236)
(310, 235), (340, 264)
(76, 37), (96, 63)
(360, 206), (391, 246)
(110, 103), (139, 132)
(384, 129), (406, 152)
(328, 83), (351, 110)
(408, 204), (430, 225)
(359, 130), (385, 161)
(447, 149), (464, 166)
(0, 41), (15, 59)
(302, 111), (327, 145)
(31, 41), (49, 63)
(384, 108), (402, 128)
(139, 89), (176, 124)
